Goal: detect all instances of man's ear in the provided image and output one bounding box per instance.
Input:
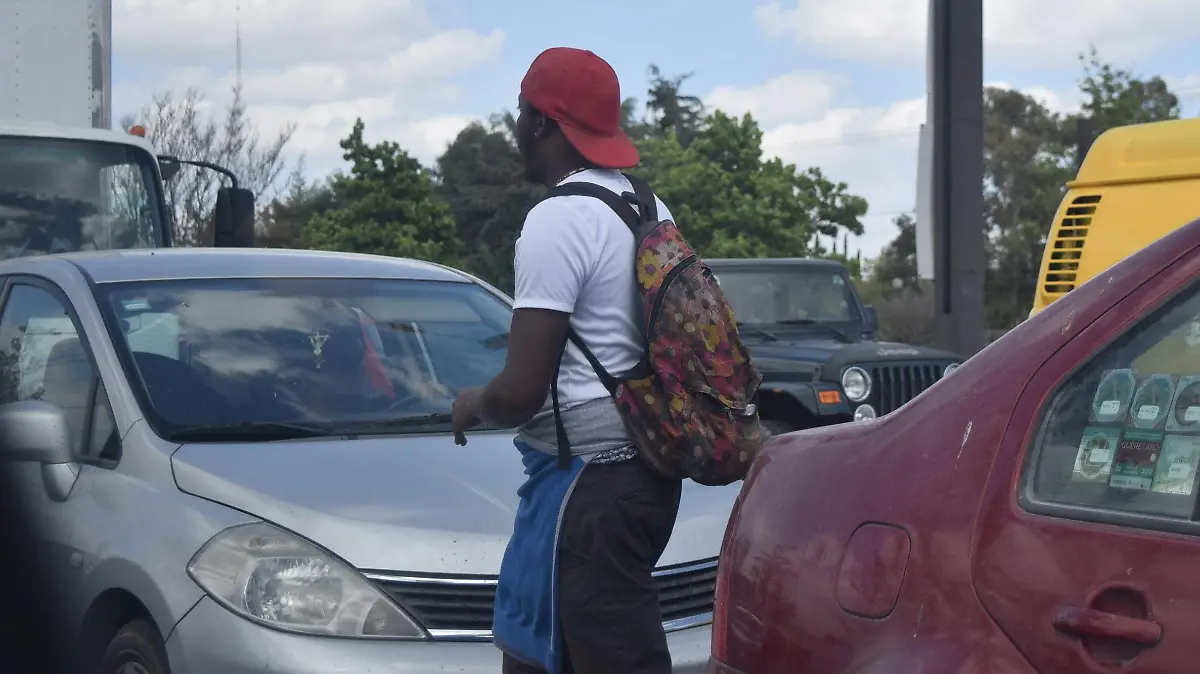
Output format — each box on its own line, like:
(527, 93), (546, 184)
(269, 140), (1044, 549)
(535, 114), (557, 140)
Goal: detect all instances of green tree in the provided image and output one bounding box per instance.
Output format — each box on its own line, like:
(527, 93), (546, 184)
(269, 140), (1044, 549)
(430, 66), (868, 290)
(871, 50), (1184, 331)
(981, 86), (1073, 329)
(645, 65), (706, 146)
(638, 111), (868, 260)
(435, 119), (544, 292)
(301, 119), (458, 264)
(258, 167), (335, 248)
(867, 213), (919, 294)
(1073, 47), (1180, 144)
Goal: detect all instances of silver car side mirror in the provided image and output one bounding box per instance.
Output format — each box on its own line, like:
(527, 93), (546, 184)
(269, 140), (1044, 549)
(0, 401), (75, 464)
(0, 401), (80, 502)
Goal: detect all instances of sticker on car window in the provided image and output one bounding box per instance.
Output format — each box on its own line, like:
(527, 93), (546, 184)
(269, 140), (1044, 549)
(122, 299), (150, 311)
(1109, 428), (1163, 491)
(1166, 375), (1200, 432)
(1072, 427), (1118, 482)
(1127, 374), (1175, 431)
(1090, 369), (1135, 425)
(1152, 435), (1200, 495)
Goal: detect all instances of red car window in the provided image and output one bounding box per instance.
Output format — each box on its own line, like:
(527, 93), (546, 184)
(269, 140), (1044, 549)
(1028, 282), (1200, 523)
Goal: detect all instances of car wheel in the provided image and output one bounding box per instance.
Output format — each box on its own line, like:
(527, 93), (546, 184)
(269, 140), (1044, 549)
(99, 620), (171, 674)
(761, 419), (797, 438)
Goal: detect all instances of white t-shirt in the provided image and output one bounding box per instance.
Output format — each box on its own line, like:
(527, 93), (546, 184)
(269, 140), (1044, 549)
(512, 169), (673, 411)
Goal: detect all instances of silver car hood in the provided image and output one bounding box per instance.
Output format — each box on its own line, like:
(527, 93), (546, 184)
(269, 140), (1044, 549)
(171, 430), (740, 575)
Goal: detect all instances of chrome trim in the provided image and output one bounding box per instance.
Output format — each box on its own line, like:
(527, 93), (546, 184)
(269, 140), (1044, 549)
(364, 558), (718, 586)
(663, 611), (713, 633)
(417, 615), (713, 642)
(428, 629), (494, 642)
(365, 559), (719, 643)
(841, 365), (872, 402)
(363, 572), (498, 586)
(653, 558), (718, 577)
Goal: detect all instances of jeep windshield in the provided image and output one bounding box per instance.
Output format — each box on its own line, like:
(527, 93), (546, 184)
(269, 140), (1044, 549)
(712, 265), (862, 326)
(0, 137), (167, 259)
(93, 277), (512, 441)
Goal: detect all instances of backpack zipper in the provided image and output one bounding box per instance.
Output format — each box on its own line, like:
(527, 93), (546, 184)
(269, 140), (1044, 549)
(647, 255), (698, 341)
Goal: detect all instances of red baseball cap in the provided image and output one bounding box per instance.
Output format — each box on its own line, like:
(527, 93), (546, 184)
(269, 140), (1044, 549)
(521, 47), (639, 169)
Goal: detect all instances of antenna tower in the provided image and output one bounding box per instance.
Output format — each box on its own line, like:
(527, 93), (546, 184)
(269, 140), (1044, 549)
(235, 2), (243, 89)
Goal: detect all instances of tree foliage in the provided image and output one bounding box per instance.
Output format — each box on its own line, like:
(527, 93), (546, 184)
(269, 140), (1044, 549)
(977, 48), (1182, 330)
(300, 119), (459, 264)
(123, 86), (296, 246)
(637, 110), (867, 259)
(435, 119), (543, 292)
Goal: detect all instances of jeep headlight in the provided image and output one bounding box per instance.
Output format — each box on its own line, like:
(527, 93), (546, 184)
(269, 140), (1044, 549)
(841, 366), (871, 402)
(188, 522), (425, 639)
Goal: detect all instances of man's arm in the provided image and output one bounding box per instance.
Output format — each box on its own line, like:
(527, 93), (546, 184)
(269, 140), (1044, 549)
(454, 197), (590, 435)
(478, 308), (571, 428)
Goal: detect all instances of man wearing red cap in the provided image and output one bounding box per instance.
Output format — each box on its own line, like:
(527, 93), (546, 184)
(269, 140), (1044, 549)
(452, 47), (683, 674)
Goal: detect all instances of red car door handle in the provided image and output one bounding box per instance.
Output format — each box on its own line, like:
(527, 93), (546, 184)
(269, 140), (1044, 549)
(1053, 606), (1163, 645)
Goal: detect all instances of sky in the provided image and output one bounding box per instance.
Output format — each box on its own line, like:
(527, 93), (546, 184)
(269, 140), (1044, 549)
(111, 0), (1200, 260)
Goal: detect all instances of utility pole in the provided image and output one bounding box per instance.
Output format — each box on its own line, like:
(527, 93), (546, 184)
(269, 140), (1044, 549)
(929, 0), (986, 356)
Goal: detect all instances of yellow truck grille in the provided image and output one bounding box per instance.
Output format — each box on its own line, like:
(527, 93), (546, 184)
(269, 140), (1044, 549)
(1043, 194), (1101, 296)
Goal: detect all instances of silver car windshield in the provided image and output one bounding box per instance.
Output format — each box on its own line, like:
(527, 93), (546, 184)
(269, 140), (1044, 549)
(0, 137), (166, 259)
(95, 277), (512, 440)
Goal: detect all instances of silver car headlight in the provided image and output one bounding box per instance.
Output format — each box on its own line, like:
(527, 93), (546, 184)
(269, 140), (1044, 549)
(187, 521), (425, 639)
(841, 366), (871, 402)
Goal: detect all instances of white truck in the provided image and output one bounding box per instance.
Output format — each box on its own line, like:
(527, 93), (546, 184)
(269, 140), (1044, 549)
(0, 0), (253, 258)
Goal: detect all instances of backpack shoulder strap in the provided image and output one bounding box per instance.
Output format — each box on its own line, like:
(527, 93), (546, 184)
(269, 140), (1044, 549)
(622, 173), (659, 222)
(544, 182), (640, 234)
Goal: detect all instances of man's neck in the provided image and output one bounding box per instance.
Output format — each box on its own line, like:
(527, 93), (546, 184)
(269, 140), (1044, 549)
(544, 163), (595, 188)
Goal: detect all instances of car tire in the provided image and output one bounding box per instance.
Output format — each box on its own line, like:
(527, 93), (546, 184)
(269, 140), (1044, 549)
(98, 620), (171, 674)
(761, 420), (797, 438)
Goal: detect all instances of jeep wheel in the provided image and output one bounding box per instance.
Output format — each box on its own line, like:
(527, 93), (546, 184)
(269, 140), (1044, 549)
(99, 620), (171, 674)
(761, 420), (797, 438)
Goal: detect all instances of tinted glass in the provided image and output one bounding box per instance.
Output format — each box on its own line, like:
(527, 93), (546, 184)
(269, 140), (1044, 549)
(96, 278), (512, 439)
(0, 284), (95, 454)
(0, 137), (165, 258)
(1032, 284), (1200, 520)
(712, 267), (859, 324)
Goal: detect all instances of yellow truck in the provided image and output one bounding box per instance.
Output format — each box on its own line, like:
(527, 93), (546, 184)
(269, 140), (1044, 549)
(1030, 117), (1200, 318)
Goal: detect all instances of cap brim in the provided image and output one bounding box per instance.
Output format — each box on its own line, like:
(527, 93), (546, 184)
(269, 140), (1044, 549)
(560, 123), (640, 169)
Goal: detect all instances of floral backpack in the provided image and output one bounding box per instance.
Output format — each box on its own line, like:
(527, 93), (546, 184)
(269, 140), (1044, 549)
(545, 174), (765, 486)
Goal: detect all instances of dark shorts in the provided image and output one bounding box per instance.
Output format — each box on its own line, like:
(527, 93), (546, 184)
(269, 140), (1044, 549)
(502, 455), (683, 674)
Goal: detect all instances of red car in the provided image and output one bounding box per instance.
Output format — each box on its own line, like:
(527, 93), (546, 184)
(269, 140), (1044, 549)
(709, 217), (1200, 674)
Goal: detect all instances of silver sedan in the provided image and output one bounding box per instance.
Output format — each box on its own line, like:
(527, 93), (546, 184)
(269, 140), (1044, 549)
(0, 248), (737, 673)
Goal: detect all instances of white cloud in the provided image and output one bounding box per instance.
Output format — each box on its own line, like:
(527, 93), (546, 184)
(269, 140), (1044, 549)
(114, 0), (435, 66)
(755, 0), (1200, 66)
(113, 0), (501, 173)
(706, 75), (1083, 261)
(706, 72), (841, 126)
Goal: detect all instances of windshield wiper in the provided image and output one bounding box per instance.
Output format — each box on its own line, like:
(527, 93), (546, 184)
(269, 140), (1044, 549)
(169, 421), (337, 442)
(735, 322), (780, 341)
(774, 319), (853, 343)
(340, 412), (458, 436)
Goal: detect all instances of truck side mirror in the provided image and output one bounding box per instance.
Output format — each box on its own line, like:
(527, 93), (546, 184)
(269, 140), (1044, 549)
(214, 187), (256, 248)
(863, 305), (879, 332)
(158, 157), (182, 182)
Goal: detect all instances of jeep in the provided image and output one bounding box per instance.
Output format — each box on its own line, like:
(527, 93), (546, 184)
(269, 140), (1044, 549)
(708, 258), (964, 436)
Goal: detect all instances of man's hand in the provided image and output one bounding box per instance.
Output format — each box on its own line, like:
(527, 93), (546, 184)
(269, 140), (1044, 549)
(452, 386), (485, 445)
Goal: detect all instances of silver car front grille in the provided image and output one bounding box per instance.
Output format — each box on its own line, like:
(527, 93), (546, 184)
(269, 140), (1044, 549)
(364, 558), (717, 641)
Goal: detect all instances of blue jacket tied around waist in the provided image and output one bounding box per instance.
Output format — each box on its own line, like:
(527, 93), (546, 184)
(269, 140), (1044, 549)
(492, 440), (587, 674)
